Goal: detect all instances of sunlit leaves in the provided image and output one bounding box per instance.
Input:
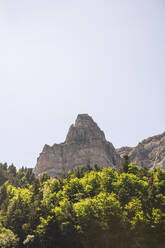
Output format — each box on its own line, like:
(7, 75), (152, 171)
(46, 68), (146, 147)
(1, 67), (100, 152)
(0, 164), (165, 247)
(0, 226), (19, 248)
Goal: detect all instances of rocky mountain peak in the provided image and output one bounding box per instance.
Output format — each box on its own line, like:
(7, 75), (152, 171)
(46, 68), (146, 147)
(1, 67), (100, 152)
(34, 114), (120, 177)
(75, 114), (94, 127)
(65, 114), (106, 144)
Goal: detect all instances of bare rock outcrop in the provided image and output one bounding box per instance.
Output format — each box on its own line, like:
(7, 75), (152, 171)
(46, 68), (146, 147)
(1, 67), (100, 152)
(34, 114), (165, 177)
(117, 132), (165, 169)
(34, 114), (121, 177)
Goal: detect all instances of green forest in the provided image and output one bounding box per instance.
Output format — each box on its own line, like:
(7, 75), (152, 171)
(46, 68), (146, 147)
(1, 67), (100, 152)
(0, 160), (165, 248)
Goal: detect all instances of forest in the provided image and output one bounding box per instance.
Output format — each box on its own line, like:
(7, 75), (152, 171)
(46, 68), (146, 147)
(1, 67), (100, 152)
(0, 159), (165, 248)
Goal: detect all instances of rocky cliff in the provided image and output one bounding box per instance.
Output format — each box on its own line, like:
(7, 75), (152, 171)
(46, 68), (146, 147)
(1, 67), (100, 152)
(117, 132), (165, 169)
(34, 114), (165, 177)
(34, 114), (121, 177)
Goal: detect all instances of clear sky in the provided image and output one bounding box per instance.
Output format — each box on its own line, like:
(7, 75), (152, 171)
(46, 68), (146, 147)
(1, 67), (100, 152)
(0, 0), (165, 168)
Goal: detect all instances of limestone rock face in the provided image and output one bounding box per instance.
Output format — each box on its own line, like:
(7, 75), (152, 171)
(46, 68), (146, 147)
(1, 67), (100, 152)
(34, 114), (121, 177)
(117, 132), (165, 169)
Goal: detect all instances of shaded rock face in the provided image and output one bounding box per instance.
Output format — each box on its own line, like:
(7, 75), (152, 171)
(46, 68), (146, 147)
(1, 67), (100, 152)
(117, 132), (165, 169)
(34, 114), (121, 177)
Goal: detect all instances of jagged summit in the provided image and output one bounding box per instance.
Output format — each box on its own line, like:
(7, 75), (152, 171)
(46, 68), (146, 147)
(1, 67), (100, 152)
(34, 114), (120, 177)
(65, 114), (106, 144)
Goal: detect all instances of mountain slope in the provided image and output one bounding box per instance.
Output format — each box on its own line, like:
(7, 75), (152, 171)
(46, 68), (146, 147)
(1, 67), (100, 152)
(117, 132), (165, 169)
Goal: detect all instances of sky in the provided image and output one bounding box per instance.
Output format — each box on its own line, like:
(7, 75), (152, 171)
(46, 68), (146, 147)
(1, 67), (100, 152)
(0, 0), (165, 168)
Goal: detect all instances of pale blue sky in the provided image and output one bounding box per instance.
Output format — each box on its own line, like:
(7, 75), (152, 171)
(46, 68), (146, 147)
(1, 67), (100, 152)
(0, 0), (165, 168)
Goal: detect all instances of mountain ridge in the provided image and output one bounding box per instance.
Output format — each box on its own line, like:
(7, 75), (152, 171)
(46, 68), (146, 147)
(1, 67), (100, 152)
(34, 114), (165, 177)
(117, 131), (165, 169)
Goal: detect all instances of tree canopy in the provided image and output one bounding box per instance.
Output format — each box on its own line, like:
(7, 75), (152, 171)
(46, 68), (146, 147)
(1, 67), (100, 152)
(0, 162), (165, 248)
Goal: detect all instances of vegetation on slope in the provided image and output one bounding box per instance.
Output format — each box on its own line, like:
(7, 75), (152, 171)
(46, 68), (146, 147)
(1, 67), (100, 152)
(0, 161), (165, 248)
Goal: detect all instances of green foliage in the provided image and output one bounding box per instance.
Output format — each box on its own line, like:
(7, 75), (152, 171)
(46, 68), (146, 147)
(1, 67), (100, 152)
(121, 155), (129, 173)
(0, 225), (19, 248)
(0, 163), (35, 188)
(0, 163), (165, 247)
(127, 163), (140, 175)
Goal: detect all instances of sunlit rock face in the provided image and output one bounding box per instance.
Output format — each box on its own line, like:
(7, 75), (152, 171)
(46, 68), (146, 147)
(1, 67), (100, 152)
(34, 114), (121, 177)
(34, 114), (165, 177)
(117, 132), (165, 169)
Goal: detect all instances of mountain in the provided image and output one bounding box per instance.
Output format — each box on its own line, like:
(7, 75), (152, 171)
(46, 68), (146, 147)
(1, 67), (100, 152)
(34, 114), (121, 177)
(34, 114), (165, 177)
(117, 132), (165, 170)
